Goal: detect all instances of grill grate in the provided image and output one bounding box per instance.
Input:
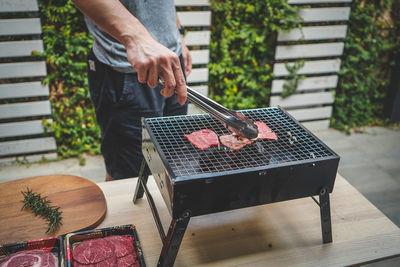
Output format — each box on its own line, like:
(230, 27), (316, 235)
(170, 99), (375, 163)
(145, 107), (335, 178)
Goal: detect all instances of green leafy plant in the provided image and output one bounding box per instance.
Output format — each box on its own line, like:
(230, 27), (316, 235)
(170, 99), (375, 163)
(282, 60), (305, 99)
(332, 0), (400, 131)
(38, 0), (101, 159)
(208, 0), (302, 110)
(21, 188), (63, 233)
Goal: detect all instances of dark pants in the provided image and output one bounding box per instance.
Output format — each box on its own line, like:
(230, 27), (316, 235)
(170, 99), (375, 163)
(87, 50), (187, 179)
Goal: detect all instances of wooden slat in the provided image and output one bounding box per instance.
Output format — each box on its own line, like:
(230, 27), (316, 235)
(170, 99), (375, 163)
(287, 106), (333, 121)
(273, 59), (341, 76)
(177, 11), (211, 27)
(272, 75), (338, 93)
(0, 152), (57, 165)
(187, 68), (208, 83)
(277, 25), (348, 42)
(0, 100), (51, 119)
(0, 137), (56, 157)
(288, 0), (351, 4)
(0, 0), (38, 12)
(0, 119), (52, 138)
(184, 31), (210, 46)
(299, 7), (351, 22)
(0, 18), (41, 36)
(174, 0), (210, 6)
(189, 85), (208, 96)
(0, 81), (49, 99)
(0, 61), (47, 79)
(302, 120), (331, 131)
(0, 40), (43, 58)
(190, 50), (209, 65)
(275, 42), (344, 60)
(188, 104), (203, 115)
(270, 91), (334, 108)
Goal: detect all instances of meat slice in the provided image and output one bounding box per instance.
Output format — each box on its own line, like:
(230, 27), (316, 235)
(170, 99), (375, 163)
(184, 129), (219, 149)
(73, 238), (114, 265)
(103, 235), (134, 258)
(255, 122), (278, 140)
(0, 249), (57, 267)
(74, 254), (117, 267)
(219, 134), (253, 150)
(220, 121), (277, 150)
(117, 253), (139, 267)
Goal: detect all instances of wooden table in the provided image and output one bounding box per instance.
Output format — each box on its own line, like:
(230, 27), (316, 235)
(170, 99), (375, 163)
(97, 174), (400, 266)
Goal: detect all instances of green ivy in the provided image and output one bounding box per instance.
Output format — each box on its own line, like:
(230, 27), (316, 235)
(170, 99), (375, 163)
(282, 60), (305, 99)
(37, 0), (400, 160)
(332, 0), (400, 131)
(208, 0), (302, 110)
(38, 0), (101, 158)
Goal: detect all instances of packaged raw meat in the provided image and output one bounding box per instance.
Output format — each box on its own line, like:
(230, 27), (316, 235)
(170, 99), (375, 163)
(65, 224), (145, 267)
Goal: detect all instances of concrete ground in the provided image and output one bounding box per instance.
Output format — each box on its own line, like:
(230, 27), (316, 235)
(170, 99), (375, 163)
(315, 126), (400, 228)
(0, 126), (399, 228)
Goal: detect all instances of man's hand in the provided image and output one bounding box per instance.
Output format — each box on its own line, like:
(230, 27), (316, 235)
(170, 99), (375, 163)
(181, 40), (192, 77)
(72, 0), (187, 105)
(126, 36), (187, 105)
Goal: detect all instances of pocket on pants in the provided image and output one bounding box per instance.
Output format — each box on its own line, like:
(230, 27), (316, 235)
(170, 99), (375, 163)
(110, 69), (126, 104)
(87, 52), (105, 108)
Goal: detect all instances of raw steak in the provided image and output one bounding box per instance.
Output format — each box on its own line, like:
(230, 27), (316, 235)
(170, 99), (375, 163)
(74, 254), (117, 267)
(117, 253), (139, 267)
(0, 249), (57, 267)
(103, 236), (134, 258)
(254, 122), (278, 140)
(73, 238), (114, 264)
(72, 235), (138, 267)
(219, 134), (252, 150)
(184, 129), (219, 149)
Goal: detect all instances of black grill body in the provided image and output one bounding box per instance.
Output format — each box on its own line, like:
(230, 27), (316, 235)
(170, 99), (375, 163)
(135, 107), (339, 266)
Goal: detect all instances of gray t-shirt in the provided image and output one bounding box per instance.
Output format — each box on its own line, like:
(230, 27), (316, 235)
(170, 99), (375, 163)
(85, 0), (182, 73)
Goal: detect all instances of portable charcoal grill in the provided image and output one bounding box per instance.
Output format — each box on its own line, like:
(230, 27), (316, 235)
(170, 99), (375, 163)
(133, 107), (340, 266)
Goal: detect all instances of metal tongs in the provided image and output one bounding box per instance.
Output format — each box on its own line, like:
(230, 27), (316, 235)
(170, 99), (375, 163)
(159, 79), (259, 139)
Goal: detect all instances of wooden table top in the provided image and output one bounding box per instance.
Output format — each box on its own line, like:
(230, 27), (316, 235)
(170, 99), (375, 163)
(0, 175), (106, 244)
(97, 174), (400, 266)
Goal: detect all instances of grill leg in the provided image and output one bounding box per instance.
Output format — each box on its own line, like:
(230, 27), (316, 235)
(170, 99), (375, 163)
(133, 160), (150, 203)
(158, 211), (191, 267)
(319, 187), (332, 243)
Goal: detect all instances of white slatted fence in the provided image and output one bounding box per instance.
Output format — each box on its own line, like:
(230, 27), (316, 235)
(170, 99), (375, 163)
(0, 0), (56, 164)
(270, 0), (352, 131)
(175, 0), (211, 114)
(0, 0), (38, 13)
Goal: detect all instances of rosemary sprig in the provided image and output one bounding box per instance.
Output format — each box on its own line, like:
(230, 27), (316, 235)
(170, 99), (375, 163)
(21, 188), (63, 233)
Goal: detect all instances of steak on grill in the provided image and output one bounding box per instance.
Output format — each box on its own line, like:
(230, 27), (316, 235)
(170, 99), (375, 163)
(254, 121), (278, 140)
(184, 129), (219, 149)
(0, 249), (57, 267)
(219, 134), (252, 150)
(220, 121), (277, 150)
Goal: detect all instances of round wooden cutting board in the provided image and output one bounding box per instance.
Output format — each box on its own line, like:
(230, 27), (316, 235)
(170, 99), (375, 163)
(0, 175), (107, 245)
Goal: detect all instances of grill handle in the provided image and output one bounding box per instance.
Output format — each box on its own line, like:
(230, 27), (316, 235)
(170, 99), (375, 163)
(158, 79), (258, 139)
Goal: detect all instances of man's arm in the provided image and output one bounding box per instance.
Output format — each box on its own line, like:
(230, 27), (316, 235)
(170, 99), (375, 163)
(72, 0), (187, 105)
